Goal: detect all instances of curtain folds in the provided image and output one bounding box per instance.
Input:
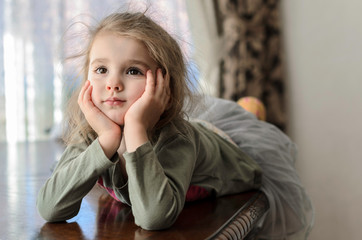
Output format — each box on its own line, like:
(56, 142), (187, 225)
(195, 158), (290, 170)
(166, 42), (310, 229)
(216, 0), (286, 130)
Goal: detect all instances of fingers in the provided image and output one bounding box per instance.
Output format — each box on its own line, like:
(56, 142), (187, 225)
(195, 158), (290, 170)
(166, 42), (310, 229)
(154, 68), (170, 99)
(144, 69), (170, 104)
(78, 80), (89, 105)
(78, 80), (94, 111)
(157, 69), (171, 107)
(145, 70), (155, 94)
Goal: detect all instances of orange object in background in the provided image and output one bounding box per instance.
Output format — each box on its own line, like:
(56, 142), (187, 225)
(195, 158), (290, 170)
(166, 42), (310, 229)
(237, 97), (266, 121)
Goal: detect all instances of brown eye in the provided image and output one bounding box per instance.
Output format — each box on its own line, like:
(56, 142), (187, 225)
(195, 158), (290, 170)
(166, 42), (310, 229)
(95, 67), (107, 74)
(127, 67), (142, 75)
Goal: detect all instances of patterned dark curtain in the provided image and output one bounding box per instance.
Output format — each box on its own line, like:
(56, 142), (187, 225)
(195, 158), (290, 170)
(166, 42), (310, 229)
(215, 0), (286, 130)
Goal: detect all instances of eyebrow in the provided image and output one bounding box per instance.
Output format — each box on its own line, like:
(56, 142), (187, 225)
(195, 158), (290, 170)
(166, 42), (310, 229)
(90, 58), (108, 66)
(90, 58), (153, 70)
(127, 59), (152, 69)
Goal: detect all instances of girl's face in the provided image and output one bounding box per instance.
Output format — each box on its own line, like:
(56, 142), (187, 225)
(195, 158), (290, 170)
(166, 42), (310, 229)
(88, 32), (158, 126)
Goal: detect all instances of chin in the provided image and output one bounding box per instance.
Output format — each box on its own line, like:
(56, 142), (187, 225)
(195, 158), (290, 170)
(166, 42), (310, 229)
(97, 105), (125, 126)
(115, 120), (125, 126)
(112, 117), (125, 126)
(105, 113), (125, 126)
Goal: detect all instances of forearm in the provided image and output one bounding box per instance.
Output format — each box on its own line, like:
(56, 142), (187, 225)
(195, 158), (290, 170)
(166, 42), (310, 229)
(37, 168), (97, 222)
(37, 139), (117, 222)
(123, 142), (187, 230)
(98, 131), (122, 159)
(124, 123), (148, 153)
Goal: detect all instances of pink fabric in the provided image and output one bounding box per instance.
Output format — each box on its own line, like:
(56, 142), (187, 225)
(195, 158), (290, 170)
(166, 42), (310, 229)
(185, 185), (210, 202)
(97, 177), (121, 202)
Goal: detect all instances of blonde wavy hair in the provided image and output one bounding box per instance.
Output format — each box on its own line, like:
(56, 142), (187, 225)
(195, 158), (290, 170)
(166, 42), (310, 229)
(63, 12), (195, 145)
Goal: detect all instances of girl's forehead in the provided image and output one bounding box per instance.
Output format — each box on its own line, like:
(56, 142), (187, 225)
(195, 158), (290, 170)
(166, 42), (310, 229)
(91, 31), (147, 51)
(88, 32), (158, 68)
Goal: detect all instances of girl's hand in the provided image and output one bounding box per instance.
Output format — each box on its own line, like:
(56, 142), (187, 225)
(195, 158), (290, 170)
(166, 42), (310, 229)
(78, 80), (122, 158)
(125, 69), (170, 131)
(123, 69), (171, 152)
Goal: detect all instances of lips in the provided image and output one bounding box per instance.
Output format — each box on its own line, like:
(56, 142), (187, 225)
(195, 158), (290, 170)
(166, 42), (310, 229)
(104, 97), (126, 106)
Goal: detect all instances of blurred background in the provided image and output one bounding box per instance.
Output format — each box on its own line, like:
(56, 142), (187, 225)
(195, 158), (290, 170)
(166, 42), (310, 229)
(0, 0), (195, 142)
(0, 0), (361, 239)
(281, 1), (362, 239)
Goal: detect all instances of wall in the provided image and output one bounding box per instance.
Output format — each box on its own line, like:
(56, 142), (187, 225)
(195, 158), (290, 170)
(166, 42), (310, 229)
(280, 1), (362, 239)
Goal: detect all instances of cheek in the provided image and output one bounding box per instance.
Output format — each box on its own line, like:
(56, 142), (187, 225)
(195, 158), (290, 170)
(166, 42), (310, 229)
(129, 82), (146, 101)
(90, 83), (103, 104)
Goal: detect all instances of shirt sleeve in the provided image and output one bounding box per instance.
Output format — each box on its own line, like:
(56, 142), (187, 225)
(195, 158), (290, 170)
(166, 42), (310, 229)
(123, 136), (196, 230)
(36, 139), (117, 222)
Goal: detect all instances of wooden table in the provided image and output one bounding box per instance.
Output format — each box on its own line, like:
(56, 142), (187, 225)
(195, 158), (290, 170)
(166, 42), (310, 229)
(0, 140), (268, 240)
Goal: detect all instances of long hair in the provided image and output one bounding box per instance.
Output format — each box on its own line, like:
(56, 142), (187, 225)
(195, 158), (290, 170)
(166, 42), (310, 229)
(63, 12), (195, 145)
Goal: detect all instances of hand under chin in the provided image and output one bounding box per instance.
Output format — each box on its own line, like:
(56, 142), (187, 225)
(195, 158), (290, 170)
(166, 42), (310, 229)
(104, 112), (125, 127)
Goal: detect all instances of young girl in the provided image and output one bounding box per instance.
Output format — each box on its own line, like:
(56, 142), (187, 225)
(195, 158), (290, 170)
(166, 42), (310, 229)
(36, 11), (262, 231)
(38, 10), (314, 239)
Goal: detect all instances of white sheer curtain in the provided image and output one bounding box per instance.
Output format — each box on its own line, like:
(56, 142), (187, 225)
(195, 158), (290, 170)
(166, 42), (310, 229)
(185, 0), (221, 97)
(0, 0), (194, 143)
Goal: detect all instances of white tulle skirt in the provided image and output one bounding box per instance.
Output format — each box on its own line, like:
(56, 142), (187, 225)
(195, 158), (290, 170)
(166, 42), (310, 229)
(187, 96), (314, 240)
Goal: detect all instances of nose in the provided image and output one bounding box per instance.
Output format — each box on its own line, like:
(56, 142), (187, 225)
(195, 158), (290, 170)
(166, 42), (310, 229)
(106, 76), (123, 92)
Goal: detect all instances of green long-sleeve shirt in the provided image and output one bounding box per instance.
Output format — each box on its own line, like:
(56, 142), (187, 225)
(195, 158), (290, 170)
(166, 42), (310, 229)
(37, 119), (262, 230)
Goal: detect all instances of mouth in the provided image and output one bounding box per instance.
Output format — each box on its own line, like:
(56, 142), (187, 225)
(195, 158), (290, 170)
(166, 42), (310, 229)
(103, 97), (126, 106)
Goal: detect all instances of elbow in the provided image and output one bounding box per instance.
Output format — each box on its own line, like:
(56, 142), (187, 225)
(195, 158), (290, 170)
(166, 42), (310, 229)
(37, 204), (78, 222)
(37, 201), (59, 222)
(36, 197), (78, 222)
(37, 209), (64, 223)
(134, 208), (178, 230)
(136, 217), (176, 231)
